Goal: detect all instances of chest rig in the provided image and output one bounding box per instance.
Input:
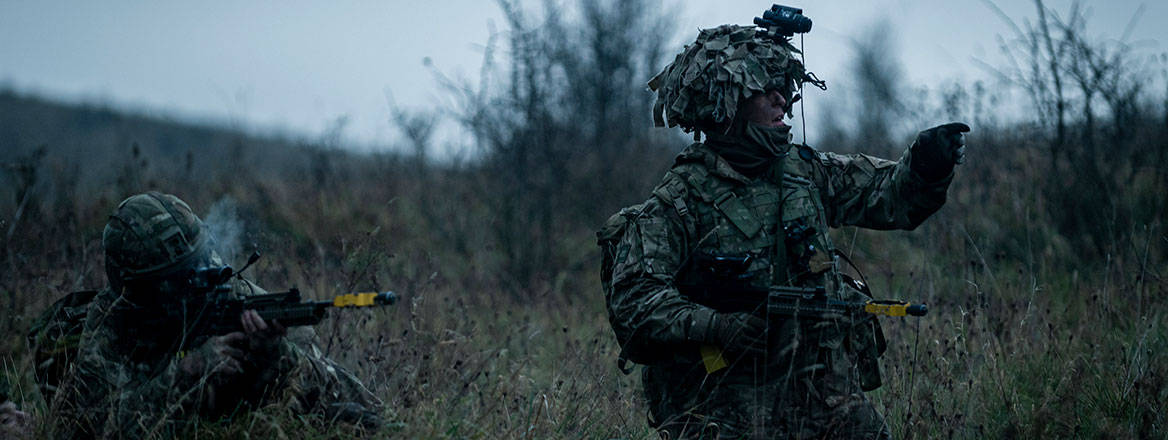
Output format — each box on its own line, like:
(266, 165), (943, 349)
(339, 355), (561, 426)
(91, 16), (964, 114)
(662, 143), (839, 298)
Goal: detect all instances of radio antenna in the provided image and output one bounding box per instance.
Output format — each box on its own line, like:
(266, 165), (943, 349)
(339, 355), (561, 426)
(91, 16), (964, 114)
(800, 33), (808, 145)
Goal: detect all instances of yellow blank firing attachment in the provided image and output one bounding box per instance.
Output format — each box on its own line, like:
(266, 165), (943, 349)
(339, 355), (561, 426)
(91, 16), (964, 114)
(863, 300), (928, 317)
(333, 291), (398, 307)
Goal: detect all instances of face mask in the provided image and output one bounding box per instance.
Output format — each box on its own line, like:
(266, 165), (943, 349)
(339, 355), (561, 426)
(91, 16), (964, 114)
(706, 122), (793, 178)
(742, 122), (792, 156)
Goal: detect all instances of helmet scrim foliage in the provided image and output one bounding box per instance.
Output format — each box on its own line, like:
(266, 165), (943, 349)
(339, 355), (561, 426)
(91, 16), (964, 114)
(648, 25), (825, 132)
(103, 192), (210, 289)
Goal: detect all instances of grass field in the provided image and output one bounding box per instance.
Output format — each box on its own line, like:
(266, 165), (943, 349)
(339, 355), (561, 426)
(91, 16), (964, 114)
(1, 88), (1164, 439)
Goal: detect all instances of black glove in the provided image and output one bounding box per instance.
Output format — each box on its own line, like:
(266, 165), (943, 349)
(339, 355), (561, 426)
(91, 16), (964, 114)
(911, 122), (970, 181)
(690, 310), (768, 357)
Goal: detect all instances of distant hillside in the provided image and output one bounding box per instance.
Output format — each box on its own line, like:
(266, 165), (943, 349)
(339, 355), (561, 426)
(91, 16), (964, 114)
(2, 90), (300, 181)
(0, 89), (409, 221)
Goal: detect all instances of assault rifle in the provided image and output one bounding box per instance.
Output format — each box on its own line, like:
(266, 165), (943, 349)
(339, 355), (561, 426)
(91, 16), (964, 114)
(141, 256), (398, 346)
(175, 282), (398, 339)
(685, 281), (927, 320)
(685, 282), (927, 373)
(730, 285), (926, 319)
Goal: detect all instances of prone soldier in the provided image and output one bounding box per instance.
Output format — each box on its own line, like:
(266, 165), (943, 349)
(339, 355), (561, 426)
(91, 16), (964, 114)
(31, 192), (385, 438)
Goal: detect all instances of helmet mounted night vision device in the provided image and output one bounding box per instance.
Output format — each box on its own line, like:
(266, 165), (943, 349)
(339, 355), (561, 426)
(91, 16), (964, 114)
(754, 4), (812, 38)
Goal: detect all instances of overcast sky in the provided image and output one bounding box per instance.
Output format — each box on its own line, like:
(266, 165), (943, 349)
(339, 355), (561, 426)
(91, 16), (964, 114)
(2, 0), (1164, 153)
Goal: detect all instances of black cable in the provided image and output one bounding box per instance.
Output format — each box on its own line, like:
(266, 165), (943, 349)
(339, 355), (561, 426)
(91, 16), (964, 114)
(799, 34), (808, 145)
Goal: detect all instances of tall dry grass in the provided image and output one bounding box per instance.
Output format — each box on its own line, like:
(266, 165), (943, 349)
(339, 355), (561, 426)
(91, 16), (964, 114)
(2, 0), (1166, 437)
(1, 87), (1164, 438)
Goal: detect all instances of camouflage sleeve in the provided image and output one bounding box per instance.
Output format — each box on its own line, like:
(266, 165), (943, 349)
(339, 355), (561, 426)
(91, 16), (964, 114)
(232, 279), (383, 423)
(51, 324), (200, 439)
(607, 195), (715, 364)
(816, 146), (952, 230)
(272, 328), (383, 422)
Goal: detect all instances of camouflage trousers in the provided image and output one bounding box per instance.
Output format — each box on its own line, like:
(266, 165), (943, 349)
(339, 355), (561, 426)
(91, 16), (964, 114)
(643, 348), (890, 440)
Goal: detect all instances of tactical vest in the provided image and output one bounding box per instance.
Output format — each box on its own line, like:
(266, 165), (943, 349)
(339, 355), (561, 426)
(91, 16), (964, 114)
(618, 143), (839, 294)
(598, 142), (886, 389)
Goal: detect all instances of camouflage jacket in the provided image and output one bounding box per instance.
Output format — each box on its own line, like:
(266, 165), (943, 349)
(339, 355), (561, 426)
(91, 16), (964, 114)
(49, 279), (381, 439)
(604, 141), (950, 436)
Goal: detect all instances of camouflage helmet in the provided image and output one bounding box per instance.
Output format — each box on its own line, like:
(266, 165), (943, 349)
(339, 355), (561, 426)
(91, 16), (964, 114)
(103, 192), (211, 290)
(648, 24), (825, 133)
